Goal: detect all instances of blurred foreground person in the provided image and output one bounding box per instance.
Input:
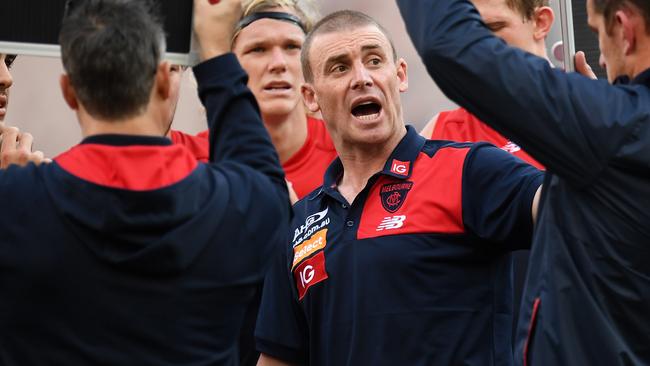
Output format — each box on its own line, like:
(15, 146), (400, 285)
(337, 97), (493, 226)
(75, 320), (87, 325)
(399, 0), (650, 364)
(0, 0), (290, 365)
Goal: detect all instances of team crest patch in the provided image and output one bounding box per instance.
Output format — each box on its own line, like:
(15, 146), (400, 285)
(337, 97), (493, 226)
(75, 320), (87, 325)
(380, 181), (413, 213)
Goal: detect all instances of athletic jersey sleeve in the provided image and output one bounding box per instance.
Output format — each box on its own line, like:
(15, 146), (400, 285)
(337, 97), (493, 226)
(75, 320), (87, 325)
(169, 130), (209, 162)
(255, 247), (309, 365)
(397, 0), (647, 188)
(462, 143), (543, 250)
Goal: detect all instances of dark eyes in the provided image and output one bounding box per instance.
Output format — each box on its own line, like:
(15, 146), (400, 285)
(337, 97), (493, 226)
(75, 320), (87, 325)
(4, 54), (17, 69)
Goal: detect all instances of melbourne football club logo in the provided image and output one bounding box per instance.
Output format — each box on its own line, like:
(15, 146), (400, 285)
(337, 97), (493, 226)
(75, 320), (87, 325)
(380, 181), (413, 213)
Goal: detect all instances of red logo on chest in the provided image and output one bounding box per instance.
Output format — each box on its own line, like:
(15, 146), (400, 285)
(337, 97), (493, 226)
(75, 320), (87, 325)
(380, 181), (413, 213)
(293, 251), (329, 300)
(390, 159), (410, 176)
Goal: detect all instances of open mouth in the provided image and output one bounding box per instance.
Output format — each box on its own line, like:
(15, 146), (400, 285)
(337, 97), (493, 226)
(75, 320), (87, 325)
(264, 81), (292, 93)
(0, 95), (6, 115)
(351, 101), (382, 121)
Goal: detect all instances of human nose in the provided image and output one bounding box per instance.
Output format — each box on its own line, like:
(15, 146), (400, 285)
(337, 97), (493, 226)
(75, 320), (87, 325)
(0, 61), (13, 91)
(350, 62), (372, 90)
(268, 47), (287, 73)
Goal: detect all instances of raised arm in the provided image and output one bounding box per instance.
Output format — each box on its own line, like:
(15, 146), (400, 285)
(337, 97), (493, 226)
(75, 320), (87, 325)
(397, 0), (645, 187)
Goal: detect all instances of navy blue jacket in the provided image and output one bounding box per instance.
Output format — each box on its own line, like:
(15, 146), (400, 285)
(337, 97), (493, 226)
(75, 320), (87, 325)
(256, 126), (543, 366)
(398, 1), (650, 364)
(0, 54), (290, 365)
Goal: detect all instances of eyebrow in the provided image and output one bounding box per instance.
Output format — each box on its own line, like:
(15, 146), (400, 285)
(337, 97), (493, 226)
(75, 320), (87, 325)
(361, 44), (382, 53)
(323, 54), (350, 73)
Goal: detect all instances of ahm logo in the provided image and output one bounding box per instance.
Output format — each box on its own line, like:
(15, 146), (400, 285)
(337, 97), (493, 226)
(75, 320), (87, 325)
(376, 215), (407, 231)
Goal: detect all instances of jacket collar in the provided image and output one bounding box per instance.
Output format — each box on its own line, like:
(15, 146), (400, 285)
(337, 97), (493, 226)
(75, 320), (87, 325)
(317, 126), (425, 198)
(81, 134), (172, 147)
(613, 67), (650, 87)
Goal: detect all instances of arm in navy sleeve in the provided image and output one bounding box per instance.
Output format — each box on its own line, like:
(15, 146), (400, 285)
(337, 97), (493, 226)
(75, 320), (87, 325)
(462, 144), (543, 250)
(255, 247), (309, 365)
(193, 54), (286, 189)
(396, 0), (647, 187)
(193, 54), (291, 276)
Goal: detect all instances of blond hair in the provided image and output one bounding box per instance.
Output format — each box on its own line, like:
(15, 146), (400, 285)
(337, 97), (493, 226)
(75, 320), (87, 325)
(240, 0), (319, 32)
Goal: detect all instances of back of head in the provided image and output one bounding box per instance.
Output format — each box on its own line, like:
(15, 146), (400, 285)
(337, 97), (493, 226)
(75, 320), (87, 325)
(59, 0), (165, 121)
(592, 0), (650, 33)
(301, 10), (397, 83)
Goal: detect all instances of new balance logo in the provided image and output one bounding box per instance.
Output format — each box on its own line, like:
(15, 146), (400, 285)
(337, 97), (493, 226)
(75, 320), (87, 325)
(376, 215), (406, 231)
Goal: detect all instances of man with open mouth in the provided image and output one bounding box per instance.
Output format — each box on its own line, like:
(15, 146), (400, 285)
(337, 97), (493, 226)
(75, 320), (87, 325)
(255, 9), (544, 366)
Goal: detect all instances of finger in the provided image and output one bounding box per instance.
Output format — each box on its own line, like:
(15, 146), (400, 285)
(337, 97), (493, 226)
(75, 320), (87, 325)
(31, 150), (45, 164)
(17, 132), (34, 152)
(0, 126), (19, 154)
(574, 51), (597, 80)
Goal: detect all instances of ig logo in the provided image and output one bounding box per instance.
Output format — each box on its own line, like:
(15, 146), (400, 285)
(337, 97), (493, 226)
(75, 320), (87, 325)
(390, 159), (410, 176)
(300, 265), (315, 287)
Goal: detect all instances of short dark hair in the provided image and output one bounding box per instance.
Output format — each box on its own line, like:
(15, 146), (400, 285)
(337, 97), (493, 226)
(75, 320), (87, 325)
(593, 0), (650, 34)
(59, 0), (166, 120)
(505, 0), (550, 20)
(301, 10), (397, 83)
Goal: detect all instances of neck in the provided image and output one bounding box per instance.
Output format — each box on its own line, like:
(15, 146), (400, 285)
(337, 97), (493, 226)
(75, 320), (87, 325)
(79, 109), (167, 138)
(532, 44), (550, 63)
(263, 106), (308, 164)
(630, 37), (650, 79)
(336, 128), (407, 204)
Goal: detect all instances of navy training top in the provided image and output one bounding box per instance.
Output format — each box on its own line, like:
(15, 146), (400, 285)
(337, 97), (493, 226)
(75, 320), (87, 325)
(0, 54), (290, 365)
(256, 126), (543, 366)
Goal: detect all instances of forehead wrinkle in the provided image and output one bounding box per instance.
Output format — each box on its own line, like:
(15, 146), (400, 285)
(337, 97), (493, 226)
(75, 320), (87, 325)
(312, 30), (390, 77)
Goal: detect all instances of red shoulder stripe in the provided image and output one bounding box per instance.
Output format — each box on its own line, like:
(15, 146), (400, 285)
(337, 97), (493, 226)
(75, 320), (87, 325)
(357, 148), (467, 239)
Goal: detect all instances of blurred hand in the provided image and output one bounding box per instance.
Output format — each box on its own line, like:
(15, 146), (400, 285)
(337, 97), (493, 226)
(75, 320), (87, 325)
(575, 51), (597, 80)
(0, 123), (51, 169)
(193, 0), (243, 61)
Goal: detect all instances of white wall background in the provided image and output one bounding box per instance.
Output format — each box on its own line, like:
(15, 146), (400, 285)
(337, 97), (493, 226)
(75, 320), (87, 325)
(4, 0), (565, 157)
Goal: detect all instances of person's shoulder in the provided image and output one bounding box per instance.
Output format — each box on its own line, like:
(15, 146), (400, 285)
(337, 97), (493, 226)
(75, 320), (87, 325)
(169, 130), (209, 162)
(0, 162), (50, 198)
(421, 138), (477, 158)
(436, 107), (476, 125)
